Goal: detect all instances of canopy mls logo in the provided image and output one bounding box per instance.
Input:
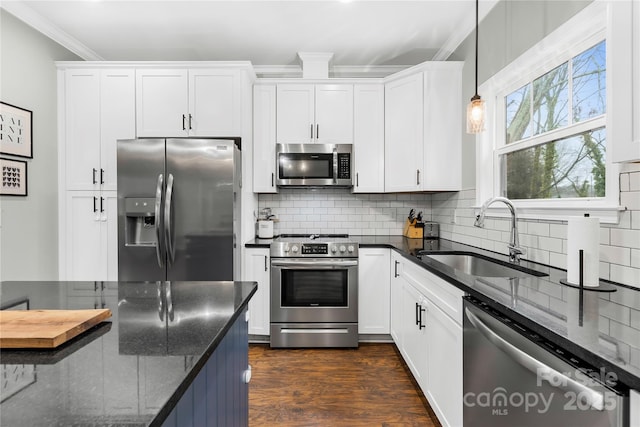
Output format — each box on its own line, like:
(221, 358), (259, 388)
(463, 367), (620, 416)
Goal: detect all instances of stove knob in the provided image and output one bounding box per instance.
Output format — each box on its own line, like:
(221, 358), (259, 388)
(330, 245), (337, 254)
(283, 244), (290, 253)
(347, 245), (355, 253)
(291, 245), (299, 254)
(339, 245), (346, 253)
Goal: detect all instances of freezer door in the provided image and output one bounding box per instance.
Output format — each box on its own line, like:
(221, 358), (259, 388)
(165, 139), (235, 281)
(117, 138), (167, 281)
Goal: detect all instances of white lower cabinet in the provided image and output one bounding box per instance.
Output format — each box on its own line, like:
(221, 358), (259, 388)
(243, 248), (270, 336)
(390, 251), (464, 427)
(632, 389), (640, 427)
(358, 248), (390, 334)
(65, 191), (118, 281)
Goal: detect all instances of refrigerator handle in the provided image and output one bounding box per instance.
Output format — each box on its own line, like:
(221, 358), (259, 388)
(165, 173), (175, 265)
(155, 174), (165, 268)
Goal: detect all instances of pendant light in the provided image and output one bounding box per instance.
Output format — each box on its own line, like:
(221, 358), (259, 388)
(467, 0), (485, 134)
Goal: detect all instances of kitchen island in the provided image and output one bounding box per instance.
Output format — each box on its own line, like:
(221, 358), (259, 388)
(0, 280), (257, 426)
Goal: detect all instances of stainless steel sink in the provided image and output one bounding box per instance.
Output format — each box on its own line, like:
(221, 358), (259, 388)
(423, 253), (547, 278)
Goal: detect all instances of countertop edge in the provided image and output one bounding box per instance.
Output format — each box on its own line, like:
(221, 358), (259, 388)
(150, 281), (258, 427)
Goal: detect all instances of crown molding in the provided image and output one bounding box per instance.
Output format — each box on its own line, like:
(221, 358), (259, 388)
(1, 1), (103, 61)
(253, 64), (408, 79)
(432, 0), (500, 61)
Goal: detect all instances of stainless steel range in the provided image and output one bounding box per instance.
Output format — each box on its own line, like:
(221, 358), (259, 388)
(270, 234), (359, 348)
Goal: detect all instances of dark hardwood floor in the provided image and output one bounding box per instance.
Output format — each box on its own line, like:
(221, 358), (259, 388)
(249, 343), (441, 427)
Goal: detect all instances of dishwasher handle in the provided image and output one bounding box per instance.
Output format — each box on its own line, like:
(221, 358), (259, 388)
(464, 305), (606, 411)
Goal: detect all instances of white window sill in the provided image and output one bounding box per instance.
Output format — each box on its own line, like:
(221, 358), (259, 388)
(472, 204), (625, 225)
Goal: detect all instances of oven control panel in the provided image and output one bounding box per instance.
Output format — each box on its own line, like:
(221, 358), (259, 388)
(270, 241), (358, 258)
(302, 244), (328, 255)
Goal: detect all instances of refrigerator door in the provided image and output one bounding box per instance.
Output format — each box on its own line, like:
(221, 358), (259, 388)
(117, 138), (166, 281)
(165, 139), (235, 281)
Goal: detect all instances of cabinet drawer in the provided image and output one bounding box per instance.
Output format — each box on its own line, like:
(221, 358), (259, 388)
(401, 256), (464, 325)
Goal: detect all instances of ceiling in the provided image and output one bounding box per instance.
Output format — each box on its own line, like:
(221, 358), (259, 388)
(2, 0), (498, 75)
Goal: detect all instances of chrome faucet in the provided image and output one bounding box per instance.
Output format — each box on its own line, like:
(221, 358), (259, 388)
(474, 197), (525, 264)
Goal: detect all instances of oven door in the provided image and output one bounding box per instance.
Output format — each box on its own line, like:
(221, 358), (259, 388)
(270, 258), (358, 323)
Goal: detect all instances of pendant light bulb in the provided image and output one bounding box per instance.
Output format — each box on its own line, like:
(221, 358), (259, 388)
(467, 95), (485, 134)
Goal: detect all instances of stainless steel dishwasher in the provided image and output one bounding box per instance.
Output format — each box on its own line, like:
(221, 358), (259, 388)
(463, 297), (628, 427)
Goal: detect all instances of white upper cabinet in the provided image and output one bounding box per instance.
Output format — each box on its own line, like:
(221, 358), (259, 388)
(136, 68), (241, 137)
(276, 84), (353, 144)
(385, 73), (424, 192)
(610, 0), (640, 163)
(64, 69), (135, 191)
(276, 84), (315, 143)
(136, 69), (188, 137)
(353, 84), (385, 193)
(253, 85), (278, 193)
(384, 63), (462, 192)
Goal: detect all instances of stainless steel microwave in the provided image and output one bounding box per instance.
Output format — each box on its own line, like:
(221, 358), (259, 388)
(276, 144), (353, 187)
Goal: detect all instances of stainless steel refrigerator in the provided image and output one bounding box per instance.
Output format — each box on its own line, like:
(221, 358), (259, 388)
(117, 138), (241, 281)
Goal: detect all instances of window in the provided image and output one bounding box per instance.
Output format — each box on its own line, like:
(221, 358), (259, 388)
(501, 41), (606, 200)
(476, 1), (621, 223)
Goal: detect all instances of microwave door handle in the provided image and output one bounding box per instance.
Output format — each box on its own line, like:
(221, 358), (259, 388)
(333, 147), (338, 184)
(464, 306), (606, 411)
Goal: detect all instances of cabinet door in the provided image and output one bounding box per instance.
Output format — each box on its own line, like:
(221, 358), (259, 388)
(425, 299), (463, 427)
(423, 67), (461, 191)
(100, 70), (135, 191)
(100, 192), (119, 282)
(401, 282), (428, 388)
(389, 252), (404, 343)
(384, 73), (423, 192)
(276, 84), (315, 143)
(65, 70), (100, 191)
(189, 69), (241, 136)
(358, 248), (390, 334)
(314, 84), (353, 144)
(253, 85), (278, 193)
(353, 85), (384, 192)
(244, 248), (270, 336)
(136, 69), (188, 137)
(631, 389), (640, 427)
(66, 192), (103, 281)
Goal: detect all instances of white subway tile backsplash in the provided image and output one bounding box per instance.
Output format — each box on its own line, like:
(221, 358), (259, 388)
(539, 236), (563, 253)
(600, 245), (631, 266)
(526, 222), (550, 237)
(630, 172), (640, 192)
(622, 191), (640, 211)
(632, 249), (640, 269)
(611, 229), (640, 249)
(611, 264), (640, 288)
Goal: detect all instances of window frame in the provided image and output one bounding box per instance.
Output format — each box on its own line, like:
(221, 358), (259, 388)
(476, 1), (623, 224)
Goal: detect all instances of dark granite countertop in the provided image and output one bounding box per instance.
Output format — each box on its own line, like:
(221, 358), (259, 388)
(0, 280), (257, 426)
(246, 235), (640, 390)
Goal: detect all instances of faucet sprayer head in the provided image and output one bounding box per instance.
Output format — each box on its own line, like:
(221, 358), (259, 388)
(474, 213), (485, 228)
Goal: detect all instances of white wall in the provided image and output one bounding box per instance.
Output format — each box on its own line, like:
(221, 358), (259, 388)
(0, 10), (80, 280)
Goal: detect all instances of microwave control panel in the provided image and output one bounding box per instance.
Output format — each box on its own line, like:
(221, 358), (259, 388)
(337, 153), (351, 179)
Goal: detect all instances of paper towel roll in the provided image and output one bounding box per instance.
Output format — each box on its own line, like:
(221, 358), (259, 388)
(567, 215), (600, 287)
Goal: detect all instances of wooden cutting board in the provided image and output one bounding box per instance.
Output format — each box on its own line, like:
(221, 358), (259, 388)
(0, 309), (112, 349)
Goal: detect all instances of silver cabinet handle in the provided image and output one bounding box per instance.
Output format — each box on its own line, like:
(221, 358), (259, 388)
(310, 123), (314, 139)
(164, 174), (175, 265)
(93, 196), (98, 213)
(100, 168), (105, 185)
(316, 124), (319, 139)
(182, 114), (186, 130)
(264, 256), (268, 272)
(394, 260), (399, 277)
(155, 174), (165, 268)
(465, 305), (606, 411)
(356, 173), (359, 187)
(417, 169), (421, 186)
(271, 172), (274, 188)
(188, 114), (193, 130)
(93, 168), (97, 185)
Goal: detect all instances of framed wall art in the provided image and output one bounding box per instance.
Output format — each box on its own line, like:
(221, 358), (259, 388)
(0, 102), (33, 159)
(1, 157), (27, 196)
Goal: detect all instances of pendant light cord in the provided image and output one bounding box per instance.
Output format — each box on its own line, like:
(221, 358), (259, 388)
(474, 0), (479, 98)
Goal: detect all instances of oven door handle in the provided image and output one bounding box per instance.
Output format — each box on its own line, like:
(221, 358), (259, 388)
(465, 305), (606, 411)
(271, 259), (358, 268)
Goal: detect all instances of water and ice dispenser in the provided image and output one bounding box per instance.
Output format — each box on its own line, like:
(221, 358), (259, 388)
(124, 198), (157, 246)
